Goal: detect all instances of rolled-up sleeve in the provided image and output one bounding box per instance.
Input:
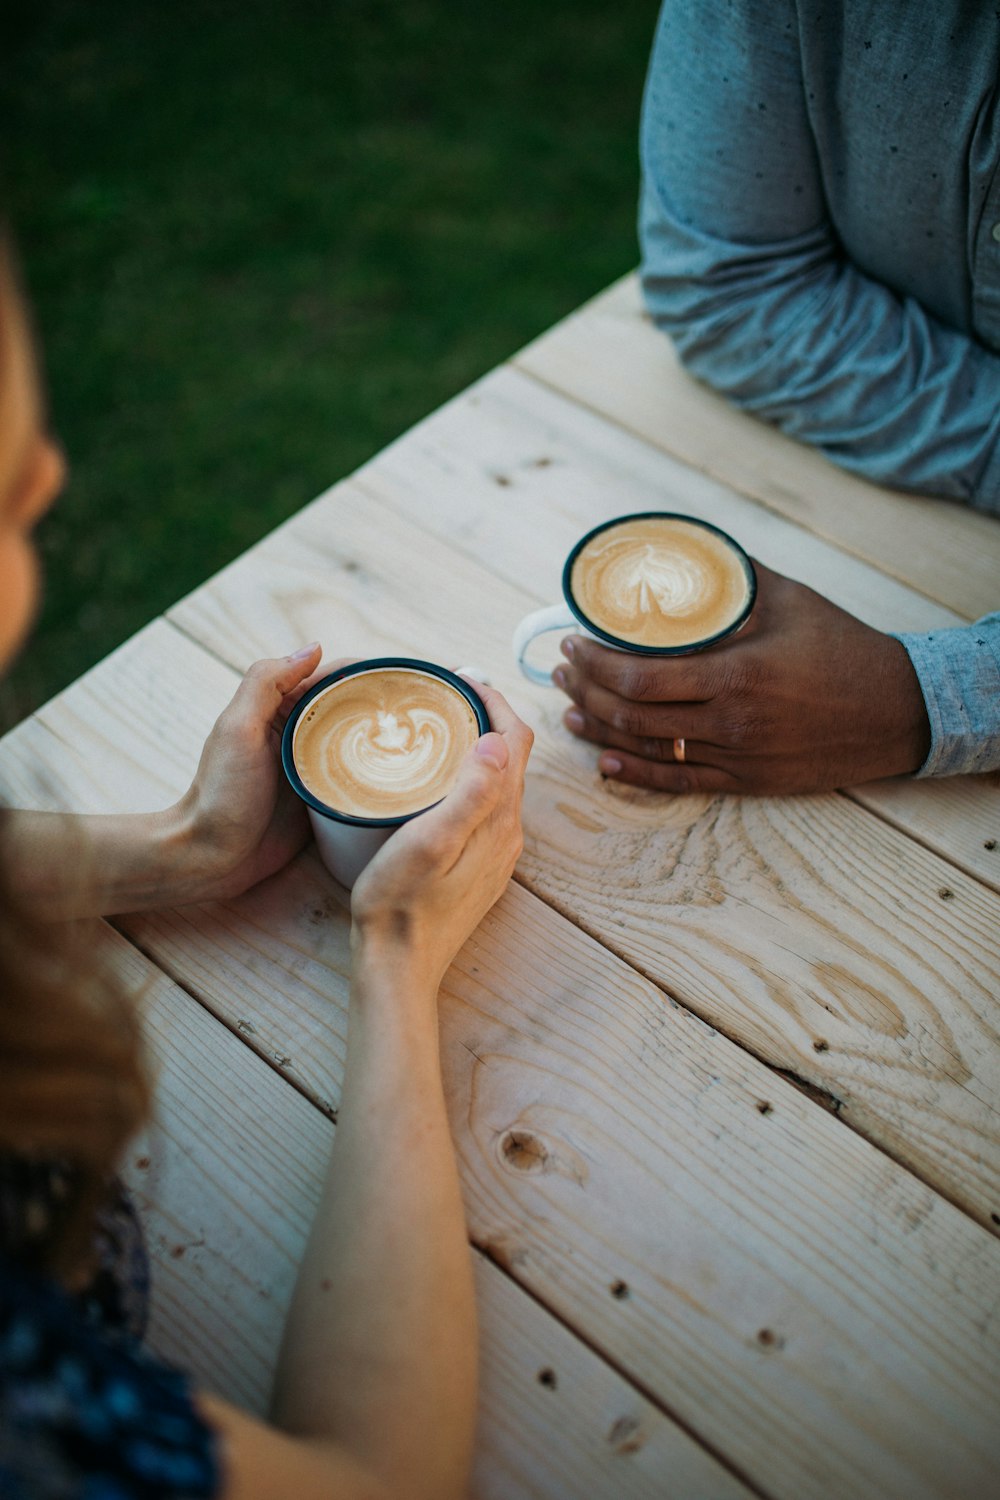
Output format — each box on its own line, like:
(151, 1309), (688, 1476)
(892, 614), (1000, 776)
(639, 0), (1000, 512)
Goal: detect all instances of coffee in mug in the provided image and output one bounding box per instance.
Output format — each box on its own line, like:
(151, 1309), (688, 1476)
(282, 659), (489, 886)
(513, 512), (756, 685)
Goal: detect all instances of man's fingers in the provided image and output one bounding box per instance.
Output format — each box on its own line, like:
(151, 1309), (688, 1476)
(561, 636), (716, 702)
(562, 705), (714, 764)
(597, 748), (738, 796)
(555, 662), (710, 743)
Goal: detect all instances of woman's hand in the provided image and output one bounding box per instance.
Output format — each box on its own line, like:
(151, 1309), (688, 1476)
(3, 645), (344, 919)
(350, 680), (533, 992)
(176, 643), (334, 901)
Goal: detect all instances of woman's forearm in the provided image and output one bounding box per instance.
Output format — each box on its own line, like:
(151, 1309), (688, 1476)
(2, 804), (216, 917)
(270, 942), (477, 1500)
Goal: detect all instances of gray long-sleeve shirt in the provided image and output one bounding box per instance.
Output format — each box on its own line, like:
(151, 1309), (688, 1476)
(639, 0), (1000, 776)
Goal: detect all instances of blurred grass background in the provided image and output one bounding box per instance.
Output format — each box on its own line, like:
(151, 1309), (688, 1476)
(1, 0), (658, 728)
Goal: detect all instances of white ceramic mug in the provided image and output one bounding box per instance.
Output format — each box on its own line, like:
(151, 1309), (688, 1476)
(281, 658), (490, 888)
(513, 512), (757, 685)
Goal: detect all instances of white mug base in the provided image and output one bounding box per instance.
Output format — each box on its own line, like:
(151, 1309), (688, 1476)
(308, 808), (396, 890)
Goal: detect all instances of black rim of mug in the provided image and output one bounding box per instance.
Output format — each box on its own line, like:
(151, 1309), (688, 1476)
(281, 657), (491, 828)
(560, 511), (758, 656)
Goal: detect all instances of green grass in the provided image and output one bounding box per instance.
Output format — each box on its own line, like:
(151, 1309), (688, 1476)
(1, 0), (658, 727)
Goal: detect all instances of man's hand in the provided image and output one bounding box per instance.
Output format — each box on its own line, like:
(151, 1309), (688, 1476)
(554, 562), (931, 794)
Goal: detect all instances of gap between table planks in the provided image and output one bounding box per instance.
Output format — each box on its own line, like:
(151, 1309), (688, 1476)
(2, 622), (999, 1499)
(513, 272), (1000, 622)
(161, 473), (1000, 1232)
(344, 361), (999, 892)
(109, 926), (750, 1500)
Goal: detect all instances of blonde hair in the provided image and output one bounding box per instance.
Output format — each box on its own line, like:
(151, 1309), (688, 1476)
(0, 237), (151, 1279)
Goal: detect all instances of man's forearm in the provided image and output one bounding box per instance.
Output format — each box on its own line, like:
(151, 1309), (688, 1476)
(640, 180), (1000, 511)
(640, 0), (1000, 511)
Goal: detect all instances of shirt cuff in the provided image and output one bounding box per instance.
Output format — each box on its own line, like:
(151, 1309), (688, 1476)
(892, 620), (1000, 777)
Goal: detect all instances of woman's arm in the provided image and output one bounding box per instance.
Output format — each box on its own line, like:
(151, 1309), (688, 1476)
(199, 683), (532, 1500)
(196, 957), (474, 1500)
(4, 645), (326, 917)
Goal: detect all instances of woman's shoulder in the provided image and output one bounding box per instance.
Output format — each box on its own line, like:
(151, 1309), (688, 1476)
(0, 1254), (221, 1499)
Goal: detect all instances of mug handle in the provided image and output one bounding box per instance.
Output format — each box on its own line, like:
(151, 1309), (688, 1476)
(512, 604), (577, 686)
(455, 664), (491, 686)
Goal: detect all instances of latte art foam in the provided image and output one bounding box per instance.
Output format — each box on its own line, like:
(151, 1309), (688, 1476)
(293, 668), (480, 819)
(570, 517), (752, 648)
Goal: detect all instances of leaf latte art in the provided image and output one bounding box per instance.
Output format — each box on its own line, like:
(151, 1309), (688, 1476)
(570, 517), (753, 648)
(293, 668), (480, 819)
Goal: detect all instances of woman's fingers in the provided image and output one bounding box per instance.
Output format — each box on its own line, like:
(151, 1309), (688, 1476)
(274, 654), (357, 729)
(458, 676), (534, 773)
(384, 738), (507, 883)
(393, 687), (532, 875)
(215, 647), (322, 748)
(424, 696), (531, 850)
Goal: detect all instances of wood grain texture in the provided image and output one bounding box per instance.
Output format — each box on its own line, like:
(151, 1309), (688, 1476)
(12, 371), (999, 899)
(106, 930), (747, 1500)
(513, 273), (1000, 620)
(355, 365), (961, 635)
(344, 363), (1000, 892)
(164, 487), (1000, 1226)
(122, 866), (1000, 1500)
(2, 631), (999, 1497)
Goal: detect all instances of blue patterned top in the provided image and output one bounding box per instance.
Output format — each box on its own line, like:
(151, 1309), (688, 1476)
(0, 1158), (221, 1498)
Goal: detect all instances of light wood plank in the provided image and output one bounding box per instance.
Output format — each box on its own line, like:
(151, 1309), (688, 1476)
(355, 365), (961, 634)
(165, 488), (1000, 1226)
(109, 929), (745, 1500)
(513, 273), (1000, 620)
(344, 363), (1000, 892)
(118, 854), (1000, 1500)
(3, 627), (1000, 1498)
(851, 770), (1000, 896)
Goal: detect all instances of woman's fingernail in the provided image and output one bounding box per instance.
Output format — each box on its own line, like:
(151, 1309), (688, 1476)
(476, 733), (509, 770)
(601, 756), (622, 776)
(560, 637), (576, 659)
(553, 666), (567, 690)
(565, 709), (584, 732)
(289, 641), (320, 662)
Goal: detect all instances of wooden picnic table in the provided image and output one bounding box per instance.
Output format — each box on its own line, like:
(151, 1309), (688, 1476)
(2, 271), (999, 1500)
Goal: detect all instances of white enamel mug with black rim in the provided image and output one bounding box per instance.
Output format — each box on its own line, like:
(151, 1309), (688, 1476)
(512, 511), (758, 686)
(281, 657), (490, 889)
